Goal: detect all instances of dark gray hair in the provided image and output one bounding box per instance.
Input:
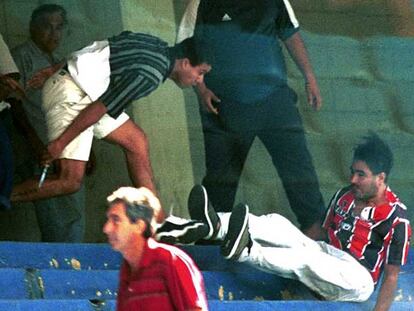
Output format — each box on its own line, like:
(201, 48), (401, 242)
(30, 4), (67, 27)
(107, 187), (160, 238)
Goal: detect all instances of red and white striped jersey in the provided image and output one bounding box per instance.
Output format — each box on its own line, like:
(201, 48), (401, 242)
(323, 186), (411, 284)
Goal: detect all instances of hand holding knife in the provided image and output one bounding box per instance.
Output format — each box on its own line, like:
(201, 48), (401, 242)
(38, 164), (50, 188)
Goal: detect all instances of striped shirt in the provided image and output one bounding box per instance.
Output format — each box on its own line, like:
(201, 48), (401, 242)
(117, 238), (208, 311)
(323, 186), (412, 283)
(67, 32), (173, 118)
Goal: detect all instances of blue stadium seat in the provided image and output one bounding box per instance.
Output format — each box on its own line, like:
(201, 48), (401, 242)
(0, 299), (114, 311)
(0, 242), (121, 270)
(39, 270), (119, 300)
(0, 242), (413, 311)
(37, 269), (312, 301)
(0, 269), (29, 299)
(0, 299), (412, 311)
(209, 300), (414, 311)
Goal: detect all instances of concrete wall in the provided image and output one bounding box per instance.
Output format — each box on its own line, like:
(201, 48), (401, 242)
(118, 0), (198, 220)
(1, 0), (413, 242)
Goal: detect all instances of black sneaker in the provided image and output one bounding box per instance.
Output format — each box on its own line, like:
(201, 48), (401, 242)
(221, 203), (250, 260)
(188, 185), (220, 239)
(155, 216), (209, 244)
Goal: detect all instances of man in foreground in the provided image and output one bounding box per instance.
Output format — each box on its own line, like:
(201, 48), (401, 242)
(157, 134), (411, 311)
(104, 186), (208, 311)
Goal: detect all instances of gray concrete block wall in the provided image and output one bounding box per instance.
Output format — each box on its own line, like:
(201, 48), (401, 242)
(294, 0), (414, 37)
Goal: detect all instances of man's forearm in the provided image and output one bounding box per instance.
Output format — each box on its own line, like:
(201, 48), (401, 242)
(195, 81), (207, 94)
(283, 32), (316, 82)
(373, 265), (400, 311)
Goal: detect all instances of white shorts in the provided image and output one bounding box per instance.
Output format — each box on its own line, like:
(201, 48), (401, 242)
(42, 69), (129, 161)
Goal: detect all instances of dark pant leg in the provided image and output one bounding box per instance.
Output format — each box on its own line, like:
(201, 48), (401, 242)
(11, 113), (85, 242)
(260, 128), (325, 229)
(34, 183), (85, 243)
(258, 88), (325, 229)
(200, 109), (255, 212)
(0, 112), (13, 210)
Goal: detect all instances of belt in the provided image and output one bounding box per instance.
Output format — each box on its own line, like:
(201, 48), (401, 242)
(59, 63), (69, 76)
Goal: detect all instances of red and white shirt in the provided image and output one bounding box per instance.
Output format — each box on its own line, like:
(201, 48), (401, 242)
(323, 186), (411, 284)
(117, 238), (208, 311)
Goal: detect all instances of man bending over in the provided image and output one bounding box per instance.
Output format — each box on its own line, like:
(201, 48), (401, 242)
(12, 32), (211, 223)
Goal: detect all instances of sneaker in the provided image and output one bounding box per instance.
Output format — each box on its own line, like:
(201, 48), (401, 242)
(188, 185), (220, 239)
(221, 203), (250, 260)
(155, 216), (209, 244)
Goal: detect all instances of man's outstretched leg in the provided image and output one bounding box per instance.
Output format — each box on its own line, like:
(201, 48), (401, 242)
(221, 204), (374, 302)
(156, 184), (221, 244)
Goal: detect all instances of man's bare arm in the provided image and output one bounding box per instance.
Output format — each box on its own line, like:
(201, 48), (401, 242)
(44, 101), (107, 164)
(373, 264), (400, 311)
(283, 32), (322, 110)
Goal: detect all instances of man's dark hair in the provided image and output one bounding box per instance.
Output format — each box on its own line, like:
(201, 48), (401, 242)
(353, 133), (393, 180)
(172, 37), (212, 66)
(30, 4), (67, 28)
(111, 198), (154, 238)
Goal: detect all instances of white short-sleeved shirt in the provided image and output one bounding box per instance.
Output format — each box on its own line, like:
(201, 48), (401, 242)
(67, 40), (111, 102)
(0, 33), (19, 111)
(0, 34), (18, 75)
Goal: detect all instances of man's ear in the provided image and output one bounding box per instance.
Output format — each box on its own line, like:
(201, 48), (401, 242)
(377, 172), (386, 184)
(135, 219), (147, 234)
(181, 58), (190, 68)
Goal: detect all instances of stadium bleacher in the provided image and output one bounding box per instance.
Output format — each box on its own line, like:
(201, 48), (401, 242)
(0, 242), (412, 310)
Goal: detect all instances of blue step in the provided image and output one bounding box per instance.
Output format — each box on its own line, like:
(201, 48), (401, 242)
(0, 242), (260, 273)
(209, 300), (414, 311)
(1, 242), (412, 273)
(1, 267), (413, 303)
(0, 269), (29, 299)
(0, 242), (122, 270)
(0, 242), (413, 311)
(0, 299), (113, 311)
(0, 300), (412, 311)
(36, 269), (305, 300)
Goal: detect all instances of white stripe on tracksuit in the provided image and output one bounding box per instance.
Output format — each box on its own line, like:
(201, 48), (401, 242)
(282, 0), (299, 28)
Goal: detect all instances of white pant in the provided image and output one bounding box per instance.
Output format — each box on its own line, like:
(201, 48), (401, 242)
(42, 69), (129, 161)
(217, 212), (374, 301)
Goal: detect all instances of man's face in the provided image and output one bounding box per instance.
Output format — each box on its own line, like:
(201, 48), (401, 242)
(174, 60), (211, 87)
(350, 160), (381, 201)
(103, 202), (138, 253)
(31, 11), (65, 54)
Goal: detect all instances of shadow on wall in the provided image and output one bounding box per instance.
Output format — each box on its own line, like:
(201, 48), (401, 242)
(295, 0), (414, 38)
